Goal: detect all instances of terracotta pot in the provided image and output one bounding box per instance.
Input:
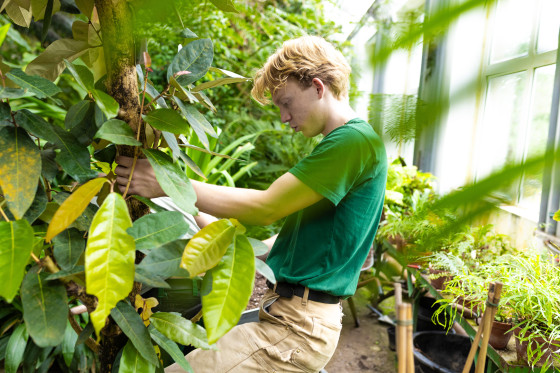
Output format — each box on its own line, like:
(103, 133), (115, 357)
(428, 267), (453, 290)
(489, 320), (514, 350)
(514, 327), (560, 366)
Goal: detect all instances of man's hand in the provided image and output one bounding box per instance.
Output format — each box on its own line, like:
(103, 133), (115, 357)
(114, 156), (166, 198)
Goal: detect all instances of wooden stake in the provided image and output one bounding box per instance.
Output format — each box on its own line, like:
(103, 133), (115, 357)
(462, 284), (495, 373)
(405, 304), (414, 373)
(475, 282), (503, 373)
(394, 282), (402, 306)
(397, 303), (407, 373)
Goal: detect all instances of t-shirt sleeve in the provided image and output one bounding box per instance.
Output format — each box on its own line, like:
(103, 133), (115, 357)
(289, 126), (374, 205)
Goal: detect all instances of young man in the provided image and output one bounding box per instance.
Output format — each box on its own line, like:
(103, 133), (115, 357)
(115, 35), (387, 373)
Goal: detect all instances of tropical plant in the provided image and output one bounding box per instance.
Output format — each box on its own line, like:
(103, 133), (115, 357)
(0, 1), (276, 372)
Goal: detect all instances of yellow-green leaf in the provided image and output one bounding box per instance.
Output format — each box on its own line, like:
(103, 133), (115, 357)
(85, 193), (135, 339)
(180, 219), (237, 277)
(0, 24), (11, 48)
(5, 0), (32, 28)
(118, 340), (156, 373)
(46, 178), (108, 242)
(0, 127), (41, 219)
(25, 38), (89, 81)
(202, 234), (255, 343)
(0, 220), (34, 302)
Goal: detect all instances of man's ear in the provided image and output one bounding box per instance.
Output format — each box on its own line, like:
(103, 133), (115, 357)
(311, 78), (325, 99)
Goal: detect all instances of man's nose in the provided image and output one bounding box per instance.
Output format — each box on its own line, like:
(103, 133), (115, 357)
(280, 111), (291, 123)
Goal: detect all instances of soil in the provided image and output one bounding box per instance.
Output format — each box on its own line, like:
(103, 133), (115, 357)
(247, 275), (397, 372)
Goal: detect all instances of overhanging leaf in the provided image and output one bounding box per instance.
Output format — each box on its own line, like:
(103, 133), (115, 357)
(64, 60), (94, 92)
(136, 239), (186, 278)
(192, 73), (248, 92)
(0, 220), (34, 302)
(4, 323), (28, 373)
(172, 98), (212, 149)
(202, 234), (255, 343)
(255, 257), (276, 284)
(25, 39), (89, 81)
(143, 149), (198, 215)
(46, 178), (108, 242)
(134, 267), (170, 289)
(119, 340), (156, 373)
(110, 301), (159, 367)
(85, 193), (136, 339)
(161, 131), (206, 180)
(180, 219), (237, 278)
(52, 228), (86, 270)
(5, 0), (32, 27)
(209, 0), (238, 12)
(95, 119), (141, 146)
(148, 325), (193, 373)
(65, 100), (91, 130)
(0, 126), (41, 219)
(6, 69), (61, 98)
(21, 265), (68, 347)
(92, 89), (119, 119)
(142, 108), (191, 135)
(127, 211), (188, 252)
(149, 312), (213, 350)
(167, 38), (213, 86)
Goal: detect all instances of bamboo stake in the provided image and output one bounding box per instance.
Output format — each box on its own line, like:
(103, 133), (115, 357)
(397, 303), (409, 373)
(405, 304), (414, 373)
(475, 282), (503, 373)
(462, 283), (496, 373)
(395, 282), (404, 373)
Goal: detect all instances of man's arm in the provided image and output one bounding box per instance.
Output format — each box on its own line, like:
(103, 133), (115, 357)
(114, 157), (324, 226)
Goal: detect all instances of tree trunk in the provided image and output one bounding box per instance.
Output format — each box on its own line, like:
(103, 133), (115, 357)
(93, 1), (149, 371)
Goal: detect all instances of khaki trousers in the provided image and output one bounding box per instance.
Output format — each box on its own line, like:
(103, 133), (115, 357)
(165, 289), (342, 373)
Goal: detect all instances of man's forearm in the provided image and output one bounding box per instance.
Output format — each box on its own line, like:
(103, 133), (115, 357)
(191, 180), (276, 226)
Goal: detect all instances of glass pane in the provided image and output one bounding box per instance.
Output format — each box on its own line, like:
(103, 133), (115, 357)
(518, 65), (556, 211)
(490, 0), (531, 63)
(537, 0), (560, 53)
(477, 72), (527, 202)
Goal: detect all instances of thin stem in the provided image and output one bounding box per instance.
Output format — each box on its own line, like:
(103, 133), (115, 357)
(0, 204), (9, 221)
(68, 312), (100, 353)
(137, 70), (149, 143)
(88, 20), (103, 44)
(122, 153), (138, 199)
(146, 84), (170, 108)
(30, 253), (41, 264)
(191, 309), (203, 324)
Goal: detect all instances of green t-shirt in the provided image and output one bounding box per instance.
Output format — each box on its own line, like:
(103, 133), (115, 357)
(266, 118), (387, 298)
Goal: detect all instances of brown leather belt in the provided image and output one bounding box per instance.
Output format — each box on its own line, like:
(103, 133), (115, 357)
(266, 280), (340, 304)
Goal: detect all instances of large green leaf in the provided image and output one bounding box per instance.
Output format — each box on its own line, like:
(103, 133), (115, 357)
(202, 234), (254, 343)
(0, 87), (31, 99)
(172, 98), (211, 150)
(127, 211), (188, 252)
(0, 127), (41, 219)
(61, 321), (77, 367)
(95, 119), (141, 146)
(142, 108), (191, 135)
(19, 183), (47, 224)
(65, 100), (91, 130)
(0, 220), (34, 302)
(85, 193), (136, 338)
(134, 267), (170, 289)
(149, 312), (213, 350)
(6, 68), (61, 98)
(118, 340), (156, 373)
(21, 265), (68, 347)
(192, 68), (248, 92)
(167, 38), (213, 86)
(46, 178), (108, 242)
(142, 149), (198, 215)
(0, 23), (11, 47)
(92, 89), (119, 119)
(15, 110), (98, 182)
(111, 301), (159, 367)
(209, 0), (238, 12)
(148, 325), (193, 373)
(180, 219), (237, 277)
(25, 38), (89, 81)
(161, 131), (206, 179)
(136, 239), (186, 278)
(4, 323), (28, 373)
(255, 257), (276, 284)
(52, 228), (85, 270)
(64, 60), (94, 92)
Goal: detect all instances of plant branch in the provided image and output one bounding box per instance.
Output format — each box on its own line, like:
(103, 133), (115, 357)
(0, 204), (9, 221)
(191, 309), (203, 324)
(146, 84), (170, 108)
(68, 312), (100, 353)
(122, 153), (138, 199)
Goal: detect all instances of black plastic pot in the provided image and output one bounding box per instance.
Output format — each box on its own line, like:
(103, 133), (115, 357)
(416, 297), (449, 332)
(387, 326), (396, 351)
(413, 331), (476, 373)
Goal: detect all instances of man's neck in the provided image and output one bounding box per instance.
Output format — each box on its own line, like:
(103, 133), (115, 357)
(321, 99), (357, 136)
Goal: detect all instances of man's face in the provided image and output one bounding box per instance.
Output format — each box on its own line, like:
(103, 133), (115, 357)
(272, 78), (323, 138)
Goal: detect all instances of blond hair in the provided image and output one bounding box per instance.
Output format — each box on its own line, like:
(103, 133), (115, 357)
(251, 36), (351, 105)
